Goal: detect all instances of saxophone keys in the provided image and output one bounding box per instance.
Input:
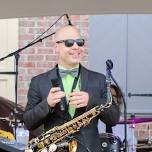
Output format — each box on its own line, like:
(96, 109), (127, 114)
(40, 148), (48, 152)
(48, 143), (57, 152)
(24, 148), (33, 152)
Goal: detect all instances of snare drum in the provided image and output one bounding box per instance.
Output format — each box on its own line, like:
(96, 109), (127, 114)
(99, 133), (123, 152)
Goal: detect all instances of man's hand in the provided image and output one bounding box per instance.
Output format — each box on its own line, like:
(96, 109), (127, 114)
(69, 91), (89, 108)
(47, 87), (65, 107)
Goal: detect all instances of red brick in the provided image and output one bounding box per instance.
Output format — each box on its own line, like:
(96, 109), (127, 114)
(19, 35), (34, 40)
(138, 130), (149, 140)
(20, 48), (35, 54)
(18, 89), (28, 95)
(18, 75), (32, 81)
(19, 62), (35, 68)
(37, 48), (53, 54)
(36, 62), (53, 68)
(70, 15), (80, 20)
(28, 55), (44, 61)
(27, 69), (45, 75)
(149, 123), (152, 129)
(45, 41), (54, 47)
(135, 123), (148, 129)
(37, 21), (47, 27)
(45, 55), (58, 61)
(19, 20), (35, 27)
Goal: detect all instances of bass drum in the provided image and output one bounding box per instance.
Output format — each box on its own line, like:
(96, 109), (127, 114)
(99, 133), (123, 152)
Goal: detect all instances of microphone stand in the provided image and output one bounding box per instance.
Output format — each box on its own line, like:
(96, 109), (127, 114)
(0, 32), (55, 139)
(110, 72), (128, 152)
(14, 54), (19, 139)
(0, 32), (55, 62)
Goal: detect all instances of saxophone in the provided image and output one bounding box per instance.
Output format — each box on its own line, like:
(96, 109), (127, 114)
(25, 98), (112, 152)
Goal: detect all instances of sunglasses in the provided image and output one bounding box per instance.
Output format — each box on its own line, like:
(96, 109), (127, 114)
(56, 39), (85, 47)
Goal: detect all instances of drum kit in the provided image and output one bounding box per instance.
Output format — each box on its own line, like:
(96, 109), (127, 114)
(0, 116), (22, 140)
(0, 96), (24, 139)
(0, 96), (152, 152)
(0, 97), (32, 151)
(99, 117), (152, 152)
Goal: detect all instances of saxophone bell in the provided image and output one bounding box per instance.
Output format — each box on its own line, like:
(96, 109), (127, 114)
(56, 139), (77, 152)
(69, 139), (77, 152)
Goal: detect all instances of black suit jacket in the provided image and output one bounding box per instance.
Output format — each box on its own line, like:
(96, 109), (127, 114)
(23, 65), (120, 152)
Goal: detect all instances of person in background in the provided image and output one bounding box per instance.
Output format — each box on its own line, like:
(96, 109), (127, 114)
(99, 84), (137, 152)
(105, 84), (123, 133)
(23, 25), (120, 152)
(110, 84), (137, 152)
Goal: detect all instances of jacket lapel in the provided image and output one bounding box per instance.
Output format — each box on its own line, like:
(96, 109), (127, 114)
(47, 66), (58, 85)
(80, 66), (89, 91)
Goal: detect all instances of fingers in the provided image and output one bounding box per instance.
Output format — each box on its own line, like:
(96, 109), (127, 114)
(47, 88), (89, 108)
(50, 87), (61, 93)
(69, 91), (89, 108)
(47, 87), (65, 107)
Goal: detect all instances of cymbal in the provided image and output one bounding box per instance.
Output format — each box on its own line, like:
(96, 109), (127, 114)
(118, 117), (152, 124)
(0, 117), (10, 121)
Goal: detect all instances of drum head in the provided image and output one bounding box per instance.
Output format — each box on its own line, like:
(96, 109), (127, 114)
(100, 133), (123, 152)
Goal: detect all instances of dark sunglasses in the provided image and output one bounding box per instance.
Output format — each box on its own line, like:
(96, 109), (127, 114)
(56, 39), (85, 47)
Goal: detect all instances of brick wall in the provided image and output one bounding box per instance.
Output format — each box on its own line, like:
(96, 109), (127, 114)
(18, 15), (151, 144)
(135, 123), (152, 141)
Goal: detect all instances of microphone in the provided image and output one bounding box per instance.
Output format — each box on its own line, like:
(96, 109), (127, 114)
(106, 59), (113, 70)
(51, 78), (65, 111)
(65, 14), (72, 25)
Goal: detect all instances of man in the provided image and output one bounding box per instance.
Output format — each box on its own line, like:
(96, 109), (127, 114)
(23, 25), (120, 152)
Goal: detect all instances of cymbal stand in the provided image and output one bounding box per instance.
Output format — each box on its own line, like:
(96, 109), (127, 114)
(110, 73), (128, 152)
(129, 123), (136, 152)
(14, 54), (19, 139)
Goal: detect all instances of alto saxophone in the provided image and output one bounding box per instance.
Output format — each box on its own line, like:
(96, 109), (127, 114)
(25, 98), (112, 152)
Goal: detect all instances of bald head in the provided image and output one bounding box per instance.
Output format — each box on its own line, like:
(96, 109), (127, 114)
(54, 25), (85, 69)
(54, 25), (81, 42)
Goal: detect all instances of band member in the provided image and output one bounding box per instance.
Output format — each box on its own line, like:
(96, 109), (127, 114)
(23, 25), (120, 152)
